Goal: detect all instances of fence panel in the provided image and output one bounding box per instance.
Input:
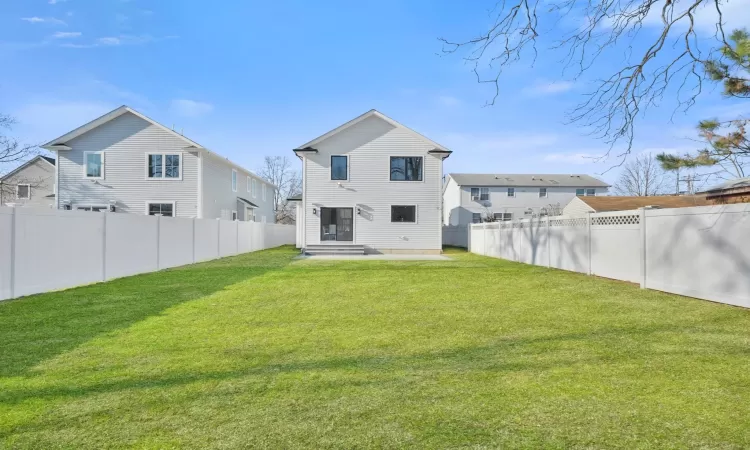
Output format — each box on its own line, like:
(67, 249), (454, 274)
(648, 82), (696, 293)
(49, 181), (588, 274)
(590, 211), (641, 283)
(159, 216), (195, 269)
(14, 208), (104, 298)
(194, 219), (219, 262)
(442, 226), (468, 248)
(106, 213), (158, 280)
(549, 217), (589, 274)
(237, 221), (254, 253)
(219, 220), (238, 257)
(645, 204), (750, 308)
(0, 208), (12, 300)
(518, 219), (549, 266)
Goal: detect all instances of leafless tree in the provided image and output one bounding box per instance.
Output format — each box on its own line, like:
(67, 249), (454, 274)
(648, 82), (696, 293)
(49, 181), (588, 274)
(440, 0), (733, 159)
(613, 154), (669, 196)
(258, 156), (301, 224)
(1, 113), (44, 205)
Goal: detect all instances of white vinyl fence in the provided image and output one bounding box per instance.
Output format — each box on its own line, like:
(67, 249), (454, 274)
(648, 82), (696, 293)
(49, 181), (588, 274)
(442, 225), (468, 248)
(469, 204), (750, 309)
(0, 207), (295, 301)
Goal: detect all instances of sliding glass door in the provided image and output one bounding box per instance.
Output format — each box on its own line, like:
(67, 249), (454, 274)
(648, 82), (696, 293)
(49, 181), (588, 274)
(320, 208), (353, 242)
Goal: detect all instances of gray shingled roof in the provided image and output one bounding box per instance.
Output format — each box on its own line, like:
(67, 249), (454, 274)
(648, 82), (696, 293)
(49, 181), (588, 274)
(699, 177), (750, 193)
(448, 173), (610, 188)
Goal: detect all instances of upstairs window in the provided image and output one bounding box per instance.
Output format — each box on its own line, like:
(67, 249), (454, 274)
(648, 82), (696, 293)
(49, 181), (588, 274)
(331, 155), (348, 180)
(262, 184), (267, 201)
(252, 179), (257, 198)
(147, 153), (181, 179)
(390, 157), (423, 181)
(471, 188), (480, 201)
(576, 188), (585, 196)
(539, 188), (547, 198)
(232, 169), (237, 192)
(586, 188), (596, 196)
(480, 188), (489, 201)
(247, 176), (251, 192)
(507, 187), (515, 197)
(17, 184), (30, 199)
(391, 205), (416, 222)
(84, 151), (104, 179)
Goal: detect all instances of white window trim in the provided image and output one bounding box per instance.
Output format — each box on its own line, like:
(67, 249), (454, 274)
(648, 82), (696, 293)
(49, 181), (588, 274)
(576, 189), (585, 196)
(83, 151), (105, 180)
(246, 206), (256, 222)
(252, 179), (257, 198)
(262, 184), (267, 201)
(247, 176), (251, 193)
(586, 189), (596, 196)
(16, 184), (30, 200)
(471, 212), (482, 224)
(330, 155), (349, 181)
(145, 152), (183, 181)
(390, 205), (418, 224)
(539, 188), (547, 198)
(145, 201), (177, 217)
(507, 187), (515, 197)
(231, 169), (238, 192)
(480, 187), (490, 201)
(470, 187), (480, 202)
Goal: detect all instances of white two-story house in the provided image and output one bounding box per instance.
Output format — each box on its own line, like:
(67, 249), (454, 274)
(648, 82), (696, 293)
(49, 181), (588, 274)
(443, 173), (610, 225)
(291, 110), (452, 255)
(41, 106), (275, 221)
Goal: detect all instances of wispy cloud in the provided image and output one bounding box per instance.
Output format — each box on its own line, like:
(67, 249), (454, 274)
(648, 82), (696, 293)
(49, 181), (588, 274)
(98, 37), (121, 46)
(22, 16), (67, 25)
(61, 34), (177, 49)
(170, 99), (214, 118)
(523, 80), (575, 96)
(48, 0), (69, 4)
(52, 31), (81, 39)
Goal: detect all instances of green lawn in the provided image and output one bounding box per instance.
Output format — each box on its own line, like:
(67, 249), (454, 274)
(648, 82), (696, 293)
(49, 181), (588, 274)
(2, 247), (750, 449)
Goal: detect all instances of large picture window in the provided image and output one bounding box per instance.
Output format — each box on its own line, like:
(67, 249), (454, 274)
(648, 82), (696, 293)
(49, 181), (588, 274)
(390, 157), (423, 181)
(391, 205), (416, 222)
(331, 155), (348, 180)
(147, 153), (181, 179)
(84, 151), (104, 179)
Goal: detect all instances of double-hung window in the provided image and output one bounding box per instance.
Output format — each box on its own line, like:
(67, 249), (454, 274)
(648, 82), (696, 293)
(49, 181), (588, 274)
(507, 187), (515, 197)
(471, 188), (480, 201)
(576, 188), (585, 196)
(472, 213), (482, 223)
(331, 155), (348, 180)
(539, 188), (547, 198)
(494, 212), (512, 221)
(83, 151), (104, 179)
(147, 153), (181, 179)
(471, 187), (490, 201)
(16, 184), (30, 200)
(262, 184), (267, 201)
(247, 176), (252, 192)
(390, 157), (423, 181)
(231, 169), (237, 192)
(252, 179), (257, 198)
(391, 205), (416, 223)
(586, 188), (596, 196)
(147, 203), (174, 217)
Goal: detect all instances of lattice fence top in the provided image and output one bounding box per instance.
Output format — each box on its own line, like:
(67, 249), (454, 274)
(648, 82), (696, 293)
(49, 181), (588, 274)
(549, 217), (588, 228)
(591, 214), (640, 226)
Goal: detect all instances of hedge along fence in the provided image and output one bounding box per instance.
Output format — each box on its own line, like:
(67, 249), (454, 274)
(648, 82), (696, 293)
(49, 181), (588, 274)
(0, 206), (296, 301)
(469, 204), (750, 309)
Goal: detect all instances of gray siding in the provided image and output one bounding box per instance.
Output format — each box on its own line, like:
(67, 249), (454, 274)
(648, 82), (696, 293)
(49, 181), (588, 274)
(57, 112), (200, 218)
(201, 153), (276, 222)
(562, 197), (595, 216)
(302, 115), (443, 251)
(1, 158), (55, 208)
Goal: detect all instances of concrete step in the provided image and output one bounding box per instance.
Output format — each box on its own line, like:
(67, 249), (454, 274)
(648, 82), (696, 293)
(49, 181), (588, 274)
(305, 244), (365, 255)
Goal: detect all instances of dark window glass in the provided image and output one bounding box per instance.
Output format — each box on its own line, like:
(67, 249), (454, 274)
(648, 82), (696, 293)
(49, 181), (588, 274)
(391, 205), (416, 222)
(148, 203), (173, 217)
(472, 213), (482, 223)
(148, 155), (163, 178)
(576, 188), (585, 196)
(17, 185), (30, 199)
(390, 157), (423, 181)
(586, 188), (596, 196)
(331, 156), (347, 180)
(471, 188), (480, 200)
(480, 188), (490, 201)
(165, 155), (180, 178)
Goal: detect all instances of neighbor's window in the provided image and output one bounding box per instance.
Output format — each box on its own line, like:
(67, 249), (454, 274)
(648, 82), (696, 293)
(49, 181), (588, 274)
(586, 188), (596, 196)
(507, 187), (515, 197)
(16, 184), (30, 200)
(576, 188), (585, 196)
(391, 205), (416, 222)
(471, 187), (480, 201)
(493, 212), (513, 221)
(480, 187), (489, 201)
(390, 157), (423, 181)
(331, 155), (348, 180)
(472, 213), (482, 223)
(84, 152), (104, 179)
(148, 203), (174, 217)
(232, 169), (237, 192)
(252, 179), (257, 198)
(539, 188), (547, 198)
(147, 153), (181, 179)
(262, 184), (267, 201)
(232, 211), (238, 221)
(247, 176), (251, 192)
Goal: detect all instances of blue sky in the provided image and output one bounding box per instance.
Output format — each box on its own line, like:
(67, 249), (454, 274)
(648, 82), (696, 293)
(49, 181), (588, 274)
(1, 0), (749, 185)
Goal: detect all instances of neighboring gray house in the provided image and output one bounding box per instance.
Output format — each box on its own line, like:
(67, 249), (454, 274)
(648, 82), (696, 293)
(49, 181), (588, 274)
(41, 106), (275, 221)
(0, 155), (56, 208)
(443, 173), (609, 225)
(291, 109), (452, 254)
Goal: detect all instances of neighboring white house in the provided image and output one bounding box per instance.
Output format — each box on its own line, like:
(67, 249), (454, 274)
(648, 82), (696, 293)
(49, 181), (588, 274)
(41, 106), (275, 221)
(443, 173), (610, 225)
(0, 156), (56, 208)
(291, 109), (451, 254)
(562, 195), (711, 215)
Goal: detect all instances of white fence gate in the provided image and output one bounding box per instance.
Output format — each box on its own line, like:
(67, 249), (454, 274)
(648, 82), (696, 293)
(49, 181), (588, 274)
(0, 207), (296, 301)
(469, 204), (750, 309)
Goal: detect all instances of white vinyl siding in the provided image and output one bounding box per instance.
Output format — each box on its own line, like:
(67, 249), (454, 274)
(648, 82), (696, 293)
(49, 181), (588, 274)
(0, 158), (56, 208)
(302, 115), (442, 251)
(57, 112), (199, 218)
(200, 155), (275, 221)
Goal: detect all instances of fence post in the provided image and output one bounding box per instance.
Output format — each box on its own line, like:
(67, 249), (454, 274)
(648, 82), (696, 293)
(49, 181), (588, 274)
(191, 218), (196, 263)
(587, 212), (593, 275)
(546, 215), (551, 268)
(639, 208), (647, 288)
(156, 214), (161, 270)
(9, 207), (16, 299)
(236, 219), (240, 254)
(101, 213), (107, 281)
(216, 218), (221, 258)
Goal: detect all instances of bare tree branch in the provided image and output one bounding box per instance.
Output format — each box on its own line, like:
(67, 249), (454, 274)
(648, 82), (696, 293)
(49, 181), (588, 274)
(613, 153), (670, 195)
(257, 156), (301, 225)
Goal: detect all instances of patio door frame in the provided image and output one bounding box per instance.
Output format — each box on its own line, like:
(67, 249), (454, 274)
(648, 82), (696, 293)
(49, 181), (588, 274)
(319, 206), (355, 243)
